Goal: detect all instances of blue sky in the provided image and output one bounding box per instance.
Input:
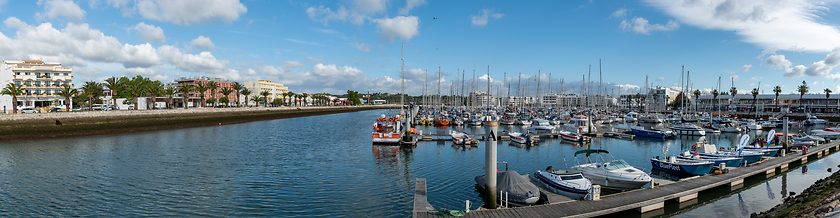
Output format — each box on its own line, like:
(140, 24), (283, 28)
(2, 0), (840, 96)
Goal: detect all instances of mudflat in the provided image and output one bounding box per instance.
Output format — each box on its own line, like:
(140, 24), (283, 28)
(0, 105), (396, 142)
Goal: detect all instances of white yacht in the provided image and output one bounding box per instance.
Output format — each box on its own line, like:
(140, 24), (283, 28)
(527, 119), (556, 134)
(670, 123), (706, 136)
(563, 115), (597, 133)
(573, 149), (651, 190)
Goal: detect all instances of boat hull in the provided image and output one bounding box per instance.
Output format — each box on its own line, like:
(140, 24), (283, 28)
(372, 132), (402, 144)
(650, 159), (714, 176)
(534, 171), (590, 200)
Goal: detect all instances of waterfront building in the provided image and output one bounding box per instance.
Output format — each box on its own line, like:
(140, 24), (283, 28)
(175, 76), (235, 107)
(646, 86), (681, 112)
(696, 93), (840, 113)
(0, 60), (73, 112)
(244, 80), (288, 104)
(469, 91), (497, 107)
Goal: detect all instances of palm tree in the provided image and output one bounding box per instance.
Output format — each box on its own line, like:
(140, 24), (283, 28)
(163, 87), (177, 109)
(798, 81), (809, 112)
(711, 89), (719, 112)
(147, 80), (163, 109)
(285, 91), (295, 106)
(693, 90), (701, 111)
(773, 86), (782, 112)
(751, 88), (759, 115)
(825, 88), (832, 113)
(220, 87), (234, 107)
(56, 85), (78, 112)
(260, 91), (270, 107)
(231, 82), (243, 107)
(626, 95), (633, 110)
(652, 93), (659, 111)
(177, 83), (194, 109)
(1, 83), (24, 113)
(195, 82), (209, 108)
(251, 95), (261, 106)
(81, 81), (102, 111)
(301, 93), (309, 107)
(206, 81), (219, 107)
(125, 79), (145, 110)
(729, 87), (737, 112)
(104, 76), (122, 110)
(241, 88), (252, 107)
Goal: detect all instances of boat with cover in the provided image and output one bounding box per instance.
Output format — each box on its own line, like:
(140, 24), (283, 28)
(677, 151), (742, 168)
(475, 170), (540, 206)
(506, 130), (536, 144)
(450, 130), (475, 146)
(573, 149), (652, 190)
(692, 137), (765, 165)
(558, 130), (588, 142)
(527, 119), (556, 134)
(669, 123), (706, 136)
(534, 166), (591, 199)
(650, 155), (715, 176)
(372, 114), (403, 144)
(631, 125), (674, 138)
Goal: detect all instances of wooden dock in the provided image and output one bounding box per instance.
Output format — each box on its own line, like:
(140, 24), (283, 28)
(413, 141), (840, 218)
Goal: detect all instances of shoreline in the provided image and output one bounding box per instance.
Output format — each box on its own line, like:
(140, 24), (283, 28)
(0, 105), (398, 142)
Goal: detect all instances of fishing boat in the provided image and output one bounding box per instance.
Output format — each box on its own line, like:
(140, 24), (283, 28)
(650, 156), (715, 176)
(573, 149), (652, 190)
(533, 166), (592, 199)
(372, 114), (403, 144)
(475, 170), (540, 206)
(450, 130), (474, 146)
(558, 130), (588, 142)
(506, 130), (536, 144)
(527, 119), (556, 134)
(631, 125), (674, 138)
(669, 123), (706, 136)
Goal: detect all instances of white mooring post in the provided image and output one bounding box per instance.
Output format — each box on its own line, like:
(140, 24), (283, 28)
(485, 129), (498, 208)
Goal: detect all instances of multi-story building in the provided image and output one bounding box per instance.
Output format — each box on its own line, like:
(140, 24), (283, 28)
(0, 60), (73, 112)
(174, 76), (235, 107)
(244, 80), (288, 104)
(696, 93), (840, 113)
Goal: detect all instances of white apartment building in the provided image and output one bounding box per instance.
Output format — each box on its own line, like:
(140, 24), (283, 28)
(0, 60), (73, 112)
(244, 80), (289, 104)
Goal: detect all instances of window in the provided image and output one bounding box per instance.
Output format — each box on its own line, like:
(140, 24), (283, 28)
(15, 81), (20, 85)
(24, 72), (30, 75)
(64, 73), (68, 76)
(14, 72), (19, 75)
(54, 73), (59, 76)
(34, 81), (40, 86)
(25, 81), (31, 85)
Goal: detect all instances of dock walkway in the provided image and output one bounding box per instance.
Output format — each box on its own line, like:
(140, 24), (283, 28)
(414, 140), (840, 218)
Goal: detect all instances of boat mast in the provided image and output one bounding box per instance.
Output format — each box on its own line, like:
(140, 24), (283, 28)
(487, 66), (491, 110)
(518, 73), (521, 110)
(400, 43), (405, 112)
(438, 67), (441, 112)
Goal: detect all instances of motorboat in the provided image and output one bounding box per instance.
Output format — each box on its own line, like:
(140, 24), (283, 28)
(717, 123), (742, 133)
(475, 170), (540, 206)
(677, 151), (742, 168)
(468, 115), (483, 126)
(692, 142), (764, 165)
(514, 113), (533, 125)
(558, 130), (588, 142)
(669, 123), (706, 136)
(534, 166), (592, 200)
(573, 149), (651, 190)
(811, 130), (840, 140)
(650, 155), (715, 176)
(372, 114), (403, 144)
(563, 115), (597, 133)
(624, 112), (638, 122)
(527, 119), (556, 134)
(506, 131), (536, 144)
(804, 114), (826, 125)
(631, 125), (674, 138)
(741, 120), (762, 131)
(500, 112), (516, 125)
(450, 130), (475, 146)
(760, 121), (776, 130)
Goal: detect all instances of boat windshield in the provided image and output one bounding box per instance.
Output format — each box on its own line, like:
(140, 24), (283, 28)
(560, 175), (583, 180)
(603, 160), (631, 170)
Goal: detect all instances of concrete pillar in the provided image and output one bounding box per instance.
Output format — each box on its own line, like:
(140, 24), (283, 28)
(485, 129), (498, 208)
(783, 117), (789, 152)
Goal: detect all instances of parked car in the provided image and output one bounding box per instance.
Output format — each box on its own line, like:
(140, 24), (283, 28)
(21, 108), (40, 114)
(48, 108), (62, 113)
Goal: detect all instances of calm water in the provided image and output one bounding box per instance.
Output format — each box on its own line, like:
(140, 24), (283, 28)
(0, 109), (835, 217)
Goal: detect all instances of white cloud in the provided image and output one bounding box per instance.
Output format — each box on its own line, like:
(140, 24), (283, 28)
(769, 47), (840, 78)
(190, 35), (214, 51)
(656, 77), (665, 81)
(765, 54), (792, 69)
(470, 9), (504, 27)
(135, 0), (247, 26)
(620, 17), (679, 35)
(130, 22), (165, 43)
(742, 64), (752, 72)
(253, 61), (305, 76)
(827, 73), (840, 82)
(751, 76), (763, 81)
(610, 8), (629, 18)
(399, 0), (426, 15)
(647, 0), (840, 52)
(306, 0), (389, 26)
(157, 45), (228, 73)
(36, 0), (86, 23)
(373, 16), (420, 42)
(757, 48), (777, 59)
(355, 43), (371, 52)
(122, 67), (157, 76)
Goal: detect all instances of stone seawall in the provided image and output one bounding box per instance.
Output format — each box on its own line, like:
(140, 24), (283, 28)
(0, 105), (397, 142)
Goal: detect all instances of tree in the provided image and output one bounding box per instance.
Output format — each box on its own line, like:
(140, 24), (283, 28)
(301, 93), (309, 106)
(773, 86), (782, 112)
(272, 98), (283, 106)
(220, 97), (229, 105)
(147, 80), (163, 109)
(207, 81), (219, 107)
(81, 81), (103, 111)
(163, 87), (177, 109)
(241, 88), (252, 107)
(626, 95), (633, 110)
(195, 82), (209, 108)
(260, 91), (270, 107)
(231, 82), (243, 107)
(751, 88), (759, 115)
(104, 76), (123, 109)
(177, 83), (194, 109)
(711, 89), (719, 112)
(56, 85), (77, 112)
(219, 87), (234, 107)
(693, 90), (701, 111)
(346, 90), (362, 105)
(1, 83), (24, 113)
(798, 80), (809, 112)
(286, 92), (295, 106)
(652, 93), (659, 111)
(206, 98), (216, 105)
(124, 76), (148, 110)
(826, 88), (833, 113)
(250, 95), (261, 106)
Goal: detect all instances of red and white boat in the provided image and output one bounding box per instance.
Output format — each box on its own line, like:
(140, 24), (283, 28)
(450, 130), (475, 146)
(559, 130), (588, 142)
(507, 131), (535, 144)
(372, 114), (403, 144)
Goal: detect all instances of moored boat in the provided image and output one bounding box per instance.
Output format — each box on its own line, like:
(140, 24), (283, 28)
(534, 166), (591, 200)
(475, 170), (540, 206)
(372, 114), (403, 144)
(650, 156), (715, 176)
(573, 149), (651, 190)
(506, 130), (536, 144)
(558, 130), (588, 142)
